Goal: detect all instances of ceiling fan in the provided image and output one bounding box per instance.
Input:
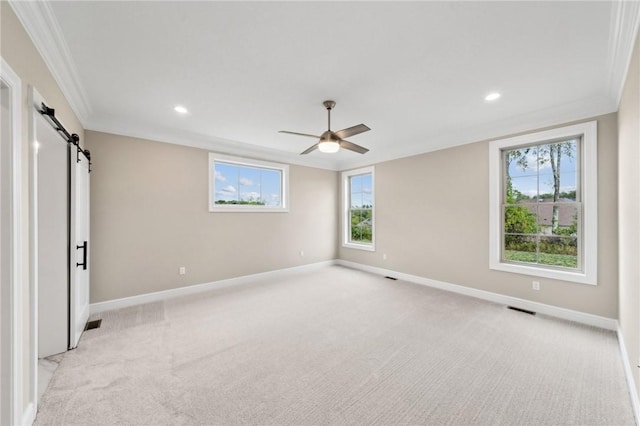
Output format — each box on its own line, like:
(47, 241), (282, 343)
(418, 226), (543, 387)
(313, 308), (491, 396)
(279, 100), (370, 155)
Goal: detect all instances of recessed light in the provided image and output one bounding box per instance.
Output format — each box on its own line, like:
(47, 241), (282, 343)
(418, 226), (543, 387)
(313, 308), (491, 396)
(174, 105), (188, 114)
(485, 93), (501, 101)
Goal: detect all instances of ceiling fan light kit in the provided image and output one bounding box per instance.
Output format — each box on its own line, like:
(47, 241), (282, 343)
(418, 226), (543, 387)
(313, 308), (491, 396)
(279, 100), (371, 155)
(318, 140), (340, 153)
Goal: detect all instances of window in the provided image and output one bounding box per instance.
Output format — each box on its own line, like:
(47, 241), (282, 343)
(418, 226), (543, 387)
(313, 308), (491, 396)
(489, 121), (597, 285)
(342, 166), (374, 251)
(209, 154), (289, 212)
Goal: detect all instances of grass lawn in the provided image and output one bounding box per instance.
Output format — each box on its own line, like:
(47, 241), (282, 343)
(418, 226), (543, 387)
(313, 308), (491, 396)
(505, 250), (577, 268)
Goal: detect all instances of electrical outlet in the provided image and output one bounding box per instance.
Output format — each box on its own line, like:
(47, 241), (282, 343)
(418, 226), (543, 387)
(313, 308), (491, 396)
(300, 250), (304, 257)
(383, 253), (387, 260)
(532, 281), (540, 291)
(179, 266), (186, 275)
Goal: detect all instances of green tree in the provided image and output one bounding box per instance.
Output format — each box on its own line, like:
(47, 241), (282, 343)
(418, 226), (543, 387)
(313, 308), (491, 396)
(351, 209), (372, 242)
(504, 173), (537, 236)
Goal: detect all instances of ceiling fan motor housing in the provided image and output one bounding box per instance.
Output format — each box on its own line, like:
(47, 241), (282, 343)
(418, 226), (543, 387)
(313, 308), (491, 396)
(323, 100), (336, 110)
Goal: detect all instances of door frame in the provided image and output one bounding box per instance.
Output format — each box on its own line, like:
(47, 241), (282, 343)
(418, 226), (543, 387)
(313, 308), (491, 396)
(0, 58), (25, 426)
(26, 86), (52, 424)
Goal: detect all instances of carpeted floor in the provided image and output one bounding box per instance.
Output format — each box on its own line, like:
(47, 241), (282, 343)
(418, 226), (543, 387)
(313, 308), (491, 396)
(35, 266), (635, 425)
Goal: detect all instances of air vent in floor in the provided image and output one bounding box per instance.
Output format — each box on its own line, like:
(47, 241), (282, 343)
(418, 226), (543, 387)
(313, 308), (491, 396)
(84, 319), (102, 330)
(508, 306), (536, 315)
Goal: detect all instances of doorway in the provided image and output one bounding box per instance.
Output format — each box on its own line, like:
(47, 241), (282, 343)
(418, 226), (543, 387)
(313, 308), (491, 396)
(28, 87), (91, 416)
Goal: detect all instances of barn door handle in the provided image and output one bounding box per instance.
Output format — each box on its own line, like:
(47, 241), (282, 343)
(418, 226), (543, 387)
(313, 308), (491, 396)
(76, 241), (87, 270)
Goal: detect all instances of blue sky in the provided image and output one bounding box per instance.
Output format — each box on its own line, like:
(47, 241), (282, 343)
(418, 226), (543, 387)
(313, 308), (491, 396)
(351, 173), (373, 208)
(507, 142), (578, 199)
(214, 162), (282, 205)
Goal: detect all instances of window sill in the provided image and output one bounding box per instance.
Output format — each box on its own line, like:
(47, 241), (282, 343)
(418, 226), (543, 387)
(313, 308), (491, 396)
(343, 242), (375, 252)
(209, 206), (289, 213)
(489, 260), (596, 285)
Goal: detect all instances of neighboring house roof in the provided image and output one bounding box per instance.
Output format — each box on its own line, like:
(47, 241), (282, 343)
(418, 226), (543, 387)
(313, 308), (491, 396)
(522, 198), (576, 227)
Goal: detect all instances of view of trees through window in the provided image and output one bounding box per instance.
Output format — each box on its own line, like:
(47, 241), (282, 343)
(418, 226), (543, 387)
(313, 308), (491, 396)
(349, 173), (373, 243)
(213, 161), (282, 206)
(503, 139), (580, 269)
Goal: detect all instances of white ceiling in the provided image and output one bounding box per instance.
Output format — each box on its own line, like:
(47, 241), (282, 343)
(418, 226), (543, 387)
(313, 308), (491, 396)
(13, 1), (639, 170)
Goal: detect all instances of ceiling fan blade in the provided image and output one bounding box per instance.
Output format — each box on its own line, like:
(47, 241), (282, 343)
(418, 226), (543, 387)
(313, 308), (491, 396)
(334, 124), (370, 140)
(300, 143), (320, 155)
(279, 130), (321, 139)
(340, 140), (369, 154)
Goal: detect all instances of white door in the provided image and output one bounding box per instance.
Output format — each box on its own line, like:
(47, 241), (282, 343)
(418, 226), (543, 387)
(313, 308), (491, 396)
(69, 151), (90, 348)
(36, 114), (69, 358)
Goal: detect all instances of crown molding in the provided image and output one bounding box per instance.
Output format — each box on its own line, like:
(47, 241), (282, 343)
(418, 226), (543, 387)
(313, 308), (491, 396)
(336, 94), (617, 171)
(86, 92), (616, 174)
(606, 0), (640, 108)
(9, 0), (92, 125)
(85, 117), (340, 171)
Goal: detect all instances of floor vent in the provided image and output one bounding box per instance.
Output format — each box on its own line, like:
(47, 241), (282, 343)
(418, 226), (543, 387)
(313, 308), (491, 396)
(84, 319), (102, 331)
(508, 306), (536, 315)
(385, 276), (398, 280)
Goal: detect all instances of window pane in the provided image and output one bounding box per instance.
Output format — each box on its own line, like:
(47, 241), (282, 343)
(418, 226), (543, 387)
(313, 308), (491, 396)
(261, 169), (282, 206)
(238, 166), (262, 204)
(350, 210), (362, 242)
(351, 189), (363, 208)
(504, 205), (538, 235)
(360, 221), (373, 243)
(344, 169), (374, 248)
(351, 175), (362, 193)
(507, 176), (537, 202)
(214, 162), (239, 203)
(537, 203), (579, 236)
(538, 236), (578, 268)
(502, 141), (582, 270)
(213, 161), (283, 207)
(362, 191), (373, 208)
(350, 174), (363, 208)
(538, 172), (578, 200)
(537, 140), (578, 173)
(351, 209), (372, 243)
(504, 234), (537, 264)
(506, 146), (538, 178)
(361, 174), (372, 194)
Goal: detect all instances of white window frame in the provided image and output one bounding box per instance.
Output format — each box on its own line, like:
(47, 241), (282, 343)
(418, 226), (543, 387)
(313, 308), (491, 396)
(209, 153), (289, 213)
(489, 121), (597, 285)
(342, 166), (375, 251)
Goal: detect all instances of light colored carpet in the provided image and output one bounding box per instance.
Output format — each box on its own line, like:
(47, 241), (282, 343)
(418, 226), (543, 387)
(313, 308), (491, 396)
(35, 266), (635, 425)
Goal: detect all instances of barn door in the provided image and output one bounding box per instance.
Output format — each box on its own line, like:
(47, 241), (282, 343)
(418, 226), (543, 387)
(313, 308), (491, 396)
(69, 150), (90, 349)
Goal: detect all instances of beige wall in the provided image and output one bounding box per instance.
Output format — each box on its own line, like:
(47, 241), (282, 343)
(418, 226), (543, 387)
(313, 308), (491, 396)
(85, 131), (338, 302)
(1, 2), (85, 418)
(340, 113), (619, 318)
(618, 32), (640, 398)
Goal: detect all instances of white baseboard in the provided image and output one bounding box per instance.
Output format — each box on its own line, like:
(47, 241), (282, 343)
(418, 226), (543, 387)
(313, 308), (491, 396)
(93, 258), (619, 330)
(618, 325), (640, 425)
(336, 260), (618, 331)
(90, 260), (336, 315)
